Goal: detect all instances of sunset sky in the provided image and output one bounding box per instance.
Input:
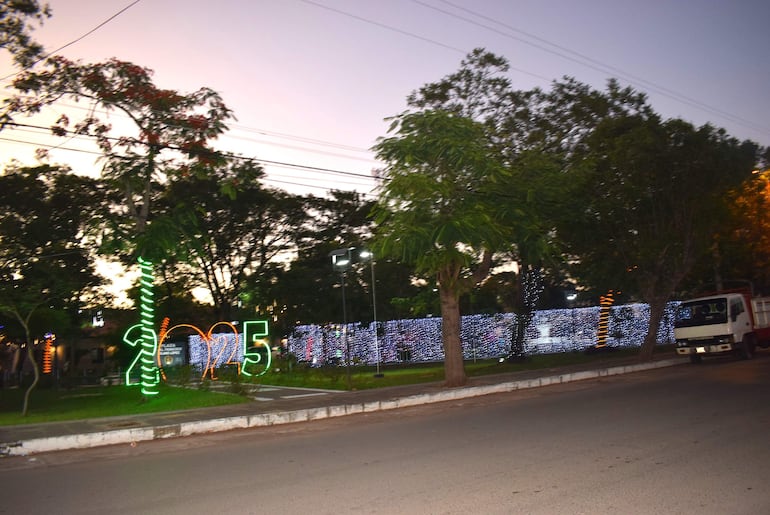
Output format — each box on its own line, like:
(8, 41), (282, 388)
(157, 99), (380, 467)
(1, 0), (768, 198)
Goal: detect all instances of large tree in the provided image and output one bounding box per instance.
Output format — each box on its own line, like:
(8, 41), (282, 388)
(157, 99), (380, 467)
(562, 115), (759, 359)
(0, 164), (103, 415)
(405, 49), (574, 358)
(4, 57), (234, 396)
(372, 110), (504, 386)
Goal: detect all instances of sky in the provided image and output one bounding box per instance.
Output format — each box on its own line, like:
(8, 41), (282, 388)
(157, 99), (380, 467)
(1, 0), (769, 200)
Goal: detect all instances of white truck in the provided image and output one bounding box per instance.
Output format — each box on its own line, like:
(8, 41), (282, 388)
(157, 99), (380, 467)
(674, 291), (770, 363)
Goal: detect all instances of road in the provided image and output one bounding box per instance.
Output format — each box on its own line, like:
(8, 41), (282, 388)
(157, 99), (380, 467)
(2, 354), (770, 514)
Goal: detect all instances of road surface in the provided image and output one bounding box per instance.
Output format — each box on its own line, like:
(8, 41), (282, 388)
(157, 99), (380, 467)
(2, 354), (769, 514)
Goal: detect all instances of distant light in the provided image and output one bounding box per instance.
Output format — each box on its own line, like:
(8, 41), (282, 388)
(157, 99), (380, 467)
(92, 314), (104, 327)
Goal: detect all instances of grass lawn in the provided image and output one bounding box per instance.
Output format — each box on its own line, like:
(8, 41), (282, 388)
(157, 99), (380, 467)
(0, 346), (671, 427)
(0, 383), (248, 426)
(257, 346), (655, 389)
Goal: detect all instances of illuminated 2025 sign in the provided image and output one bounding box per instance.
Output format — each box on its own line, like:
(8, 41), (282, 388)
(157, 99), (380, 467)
(124, 319), (271, 387)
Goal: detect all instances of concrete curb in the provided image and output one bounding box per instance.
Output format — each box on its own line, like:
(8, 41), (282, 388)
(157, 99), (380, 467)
(2, 358), (683, 456)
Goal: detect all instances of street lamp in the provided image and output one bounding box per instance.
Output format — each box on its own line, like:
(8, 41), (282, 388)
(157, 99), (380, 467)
(358, 249), (383, 377)
(329, 248), (353, 389)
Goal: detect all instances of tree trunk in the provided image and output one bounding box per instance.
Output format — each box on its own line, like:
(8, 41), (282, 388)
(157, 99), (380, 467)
(21, 329), (40, 417)
(639, 297), (667, 361)
(439, 285), (466, 387)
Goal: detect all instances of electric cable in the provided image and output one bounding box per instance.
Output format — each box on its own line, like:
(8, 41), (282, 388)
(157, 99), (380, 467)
(426, 0), (770, 136)
(0, 0), (143, 83)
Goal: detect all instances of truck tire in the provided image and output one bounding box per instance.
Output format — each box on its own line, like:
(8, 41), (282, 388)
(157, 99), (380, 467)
(740, 335), (756, 360)
(689, 354), (702, 364)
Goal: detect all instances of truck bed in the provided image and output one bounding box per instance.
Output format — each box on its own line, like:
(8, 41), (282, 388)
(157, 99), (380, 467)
(751, 297), (770, 329)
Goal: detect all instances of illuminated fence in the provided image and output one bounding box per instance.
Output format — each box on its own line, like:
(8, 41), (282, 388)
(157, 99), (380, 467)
(286, 302), (679, 366)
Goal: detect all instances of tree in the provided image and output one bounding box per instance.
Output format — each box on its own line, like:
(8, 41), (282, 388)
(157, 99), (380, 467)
(0, 0), (50, 68)
(372, 110), (503, 386)
(714, 156), (770, 294)
(264, 190), (386, 334)
(405, 49), (571, 358)
(4, 57), (234, 396)
(562, 115), (759, 359)
(158, 157), (307, 321)
(0, 164), (103, 415)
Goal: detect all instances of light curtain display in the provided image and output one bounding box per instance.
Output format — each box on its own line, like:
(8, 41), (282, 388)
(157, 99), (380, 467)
(286, 302), (679, 366)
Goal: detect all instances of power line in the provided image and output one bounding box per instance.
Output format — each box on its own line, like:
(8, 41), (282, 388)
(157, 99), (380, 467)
(1, 93), (380, 164)
(0, 131), (378, 197)
(300, 0), (767, 139)
(0, 121), (378, 186)
(297, 0), (552, 83)
(0, 0), (143, 83)
(229, 122), (371, 154)
(423, 0), (770, 137)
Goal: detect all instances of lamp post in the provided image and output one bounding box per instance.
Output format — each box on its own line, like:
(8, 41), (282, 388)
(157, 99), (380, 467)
(358, 249), (383, 377)
(329, 248), (352, 389)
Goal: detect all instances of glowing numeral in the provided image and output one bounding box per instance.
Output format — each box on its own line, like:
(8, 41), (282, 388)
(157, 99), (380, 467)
(242, 320), (271, 377)
(124, 323), (159, 393)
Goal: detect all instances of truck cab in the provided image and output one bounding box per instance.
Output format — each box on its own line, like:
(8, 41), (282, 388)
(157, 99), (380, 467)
(674, 293), (756, 363)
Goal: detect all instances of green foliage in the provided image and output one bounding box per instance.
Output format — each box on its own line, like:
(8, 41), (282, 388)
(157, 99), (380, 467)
(373, 110), (505, 277)
(262, 190), (402, 330)
(4, 57), (235, 260)
(561, 115), (759, 357)
(0, 0), (50, 68)
(564, 117), (758, 297)
(156, 158), (307, 321)
(0, 165), (104, 379)
(703, 168), (770, 294)
(373, 108), (505, 386)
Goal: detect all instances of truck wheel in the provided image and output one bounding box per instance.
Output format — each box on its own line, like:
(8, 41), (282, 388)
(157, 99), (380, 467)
(689, 354), (702, 364)
(741, 336), (756, 360)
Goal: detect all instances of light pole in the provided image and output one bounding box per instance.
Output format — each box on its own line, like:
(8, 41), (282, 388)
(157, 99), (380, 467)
(329, 248), (352, 389)
(358, 249), (383, 377)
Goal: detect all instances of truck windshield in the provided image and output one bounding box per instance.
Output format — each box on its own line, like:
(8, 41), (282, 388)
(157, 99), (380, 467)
(675, 298), (728, 328)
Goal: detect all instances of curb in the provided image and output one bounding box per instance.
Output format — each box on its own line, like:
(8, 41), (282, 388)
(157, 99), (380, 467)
(1, 358), (683, 457)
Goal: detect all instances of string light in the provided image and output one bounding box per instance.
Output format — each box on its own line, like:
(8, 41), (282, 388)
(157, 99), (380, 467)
(596, 290), (616, 348)
(129, 319), (274, 381)
(123, 258), (160, 395)
(42, 334), (54, 374)
(286, 302), (679, 365)
(241, 320), (271, 377)
(136, 257), (159, 396)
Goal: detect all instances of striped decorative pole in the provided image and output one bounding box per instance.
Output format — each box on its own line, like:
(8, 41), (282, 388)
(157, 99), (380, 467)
(137, 256), (159, 396)
(596, 290), (615, 348)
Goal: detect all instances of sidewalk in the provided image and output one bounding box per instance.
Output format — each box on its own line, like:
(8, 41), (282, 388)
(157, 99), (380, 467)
(0, 354), (685, 457)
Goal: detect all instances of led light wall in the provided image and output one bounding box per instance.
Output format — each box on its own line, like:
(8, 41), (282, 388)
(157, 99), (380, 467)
(286, 302), (679, 366)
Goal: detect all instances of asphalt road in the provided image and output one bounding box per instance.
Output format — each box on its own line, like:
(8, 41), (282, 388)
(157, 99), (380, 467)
(2, 354), (770, 514)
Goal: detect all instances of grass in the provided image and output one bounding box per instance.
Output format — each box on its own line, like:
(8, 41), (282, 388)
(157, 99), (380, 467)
(0, 383), (249, 427)
(0, 346), (671, 427)
(257, 346), (654, 390)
